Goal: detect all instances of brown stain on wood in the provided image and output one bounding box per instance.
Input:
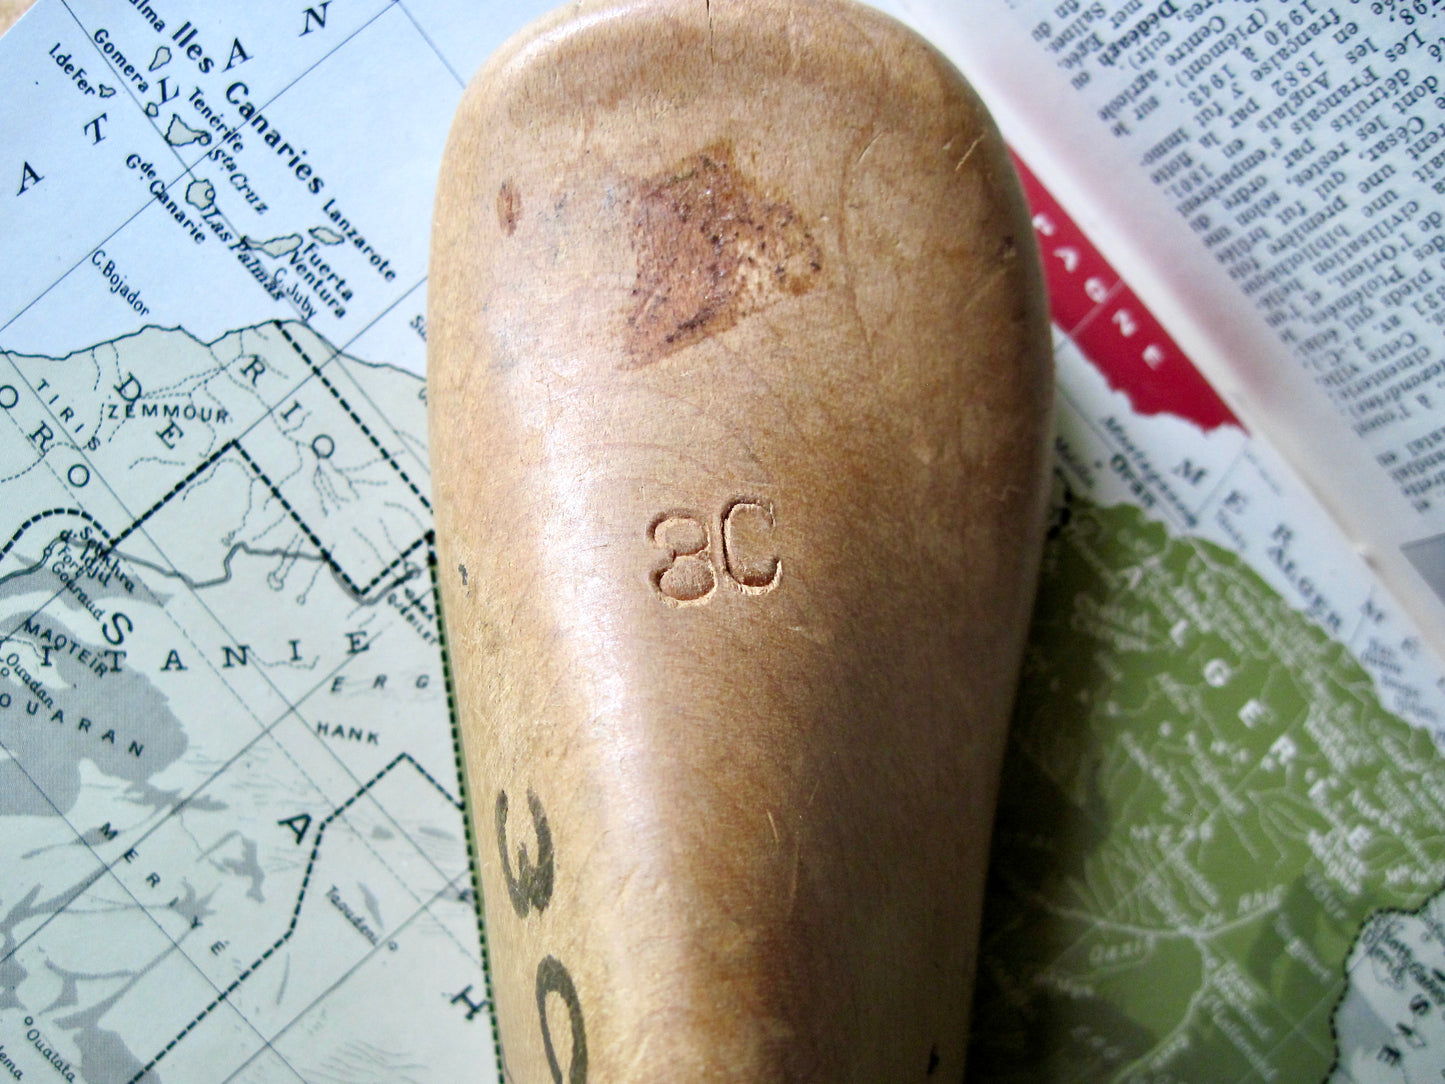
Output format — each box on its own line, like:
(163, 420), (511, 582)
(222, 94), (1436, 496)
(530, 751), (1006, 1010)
(624, 142), (821, 367)
(497, 179), (521, 235)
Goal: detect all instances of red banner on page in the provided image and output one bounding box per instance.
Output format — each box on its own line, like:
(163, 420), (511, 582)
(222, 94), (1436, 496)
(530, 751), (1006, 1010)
(1012, 154), (1241, 434)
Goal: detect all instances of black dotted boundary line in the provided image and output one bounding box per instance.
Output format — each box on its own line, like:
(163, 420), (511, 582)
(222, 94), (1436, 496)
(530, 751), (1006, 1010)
(0, 507), (115, 565)
(109, 440), (241, 552)
(1, 434), (416, 601)
(1318, 878), (1445, 1079)
(125, 750), (461, 1084)
(5, 329), (427, 595)
(2, 441), (237, 575)
(233, 442), (426, 599)
(426, 536), (505, 1073)
(273, 322), (431, 511)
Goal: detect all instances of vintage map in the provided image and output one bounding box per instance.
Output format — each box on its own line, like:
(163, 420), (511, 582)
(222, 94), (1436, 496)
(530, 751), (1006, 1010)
(0, 1), (566, 1080)
(965, 165), (1445, 1083)
(1, 1), (1443, 1082)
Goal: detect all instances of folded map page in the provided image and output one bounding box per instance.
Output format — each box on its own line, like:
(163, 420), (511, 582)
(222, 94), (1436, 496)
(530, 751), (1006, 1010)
(0, 1), (1442, 1082)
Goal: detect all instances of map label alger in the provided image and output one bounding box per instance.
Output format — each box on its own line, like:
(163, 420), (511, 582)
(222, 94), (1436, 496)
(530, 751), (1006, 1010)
(1267, 522), (1346, 634)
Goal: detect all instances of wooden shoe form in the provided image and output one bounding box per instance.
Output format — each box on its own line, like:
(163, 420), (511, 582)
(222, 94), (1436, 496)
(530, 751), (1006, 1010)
(428, 2), (1052, 1079)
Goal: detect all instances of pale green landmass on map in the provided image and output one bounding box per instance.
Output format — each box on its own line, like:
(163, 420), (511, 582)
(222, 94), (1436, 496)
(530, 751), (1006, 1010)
(185, 179), (216, 213)
(161, 115), (209, 147)
(1, 322), (471, 1082)
(240, 233), (303, 258)
(968, 496), (1445, 1084)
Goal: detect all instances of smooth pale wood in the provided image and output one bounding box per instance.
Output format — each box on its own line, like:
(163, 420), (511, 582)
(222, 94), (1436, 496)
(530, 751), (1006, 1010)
(0, 0), (34, 37)
(428, 1), (1052, 1080)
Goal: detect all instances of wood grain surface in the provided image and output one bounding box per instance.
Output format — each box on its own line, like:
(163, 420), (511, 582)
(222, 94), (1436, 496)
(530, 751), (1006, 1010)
(0, 0), (34, 38)
(428, 1), (1053, 1080)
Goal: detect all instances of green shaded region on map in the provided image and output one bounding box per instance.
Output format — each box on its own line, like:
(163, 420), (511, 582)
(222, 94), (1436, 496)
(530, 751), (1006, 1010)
(968, 495), (1445, 1084)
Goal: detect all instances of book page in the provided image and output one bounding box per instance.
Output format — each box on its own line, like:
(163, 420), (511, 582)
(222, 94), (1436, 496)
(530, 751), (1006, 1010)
(866, 2), (1445, 1077)
(901, 0), (1445, 653)
(968, 149), (1445, 1084)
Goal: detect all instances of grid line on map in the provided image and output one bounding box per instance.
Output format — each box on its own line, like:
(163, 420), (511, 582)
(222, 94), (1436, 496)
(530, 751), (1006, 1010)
(426, 537), (505, 1065)
(218, 867), (475, 1084)
(0, 6), (496, 1081)
(0, 361), (466, 1081)
(108, 440), (242, 550)
(230, 440), (425, 599)
(274, 321), (432, 510)
(125, 751), (460, 1084)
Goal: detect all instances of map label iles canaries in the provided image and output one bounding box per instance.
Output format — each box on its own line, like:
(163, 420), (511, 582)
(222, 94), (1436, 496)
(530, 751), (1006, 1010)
(0, 1), (565, 1080)
(3, 2), (1445, 1083)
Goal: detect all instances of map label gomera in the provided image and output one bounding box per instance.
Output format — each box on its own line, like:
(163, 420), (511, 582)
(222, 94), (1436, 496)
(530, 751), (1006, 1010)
(91, 250), (149, 316)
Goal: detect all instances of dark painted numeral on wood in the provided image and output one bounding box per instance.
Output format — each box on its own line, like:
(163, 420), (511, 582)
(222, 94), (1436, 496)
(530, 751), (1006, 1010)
(497, 790), (586, 1079)
(536, 955), (587, 1084)
(495, 788), (554, 918)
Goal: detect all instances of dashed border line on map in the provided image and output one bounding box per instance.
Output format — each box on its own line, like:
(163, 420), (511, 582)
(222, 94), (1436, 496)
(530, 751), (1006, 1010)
(427, 535), (505, 1073)
(3, 322), (429, 602)
(231, 441), (425, 599)
(3, 323), (495, 1080)
(2, 444), (420, 603)
(1317, 879), (1445, 1081)
(126, 750), (463, 1084)
(0, 507), (115, 565)
(109, 441), (239, 551)
(274, 321), (431, 511)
